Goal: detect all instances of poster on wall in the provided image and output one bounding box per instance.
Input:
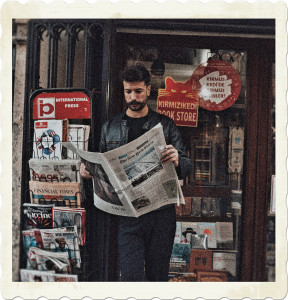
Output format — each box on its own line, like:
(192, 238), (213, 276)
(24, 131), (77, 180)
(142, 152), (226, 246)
(156, 77), (199, 127)
(191, 59), (241, 111)
(33, 91), (91, 120)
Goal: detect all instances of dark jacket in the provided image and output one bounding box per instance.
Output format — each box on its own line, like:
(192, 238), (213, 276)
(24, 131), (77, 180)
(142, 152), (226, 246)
(99, 108), (192, 180)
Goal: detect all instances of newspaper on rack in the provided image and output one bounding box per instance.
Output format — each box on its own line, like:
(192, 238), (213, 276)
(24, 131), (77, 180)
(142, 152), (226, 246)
(63, 123), (185, 217)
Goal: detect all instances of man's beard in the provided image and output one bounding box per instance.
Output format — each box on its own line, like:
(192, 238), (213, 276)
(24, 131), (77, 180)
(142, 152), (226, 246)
(127, 100), (146, 112)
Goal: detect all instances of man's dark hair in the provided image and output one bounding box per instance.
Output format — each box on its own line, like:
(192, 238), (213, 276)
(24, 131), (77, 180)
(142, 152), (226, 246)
(122, 64), (150, 86)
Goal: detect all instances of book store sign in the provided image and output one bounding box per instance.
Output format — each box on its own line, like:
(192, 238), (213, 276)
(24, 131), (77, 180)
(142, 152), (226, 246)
(33, 91), (91, 120)
(156, 77), (199, 127)
(191, 60), (241, 111)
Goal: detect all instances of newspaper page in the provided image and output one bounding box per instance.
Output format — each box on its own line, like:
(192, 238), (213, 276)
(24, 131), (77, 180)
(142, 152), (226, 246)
(28, 247), (71, 274)
(64, 123), (184, 217)
(29, 158), (81, 182)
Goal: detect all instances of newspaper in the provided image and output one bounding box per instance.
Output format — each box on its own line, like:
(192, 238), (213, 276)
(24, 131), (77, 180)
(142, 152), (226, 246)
(64, 123), (185, 217)
(29, 158), (81, 182)
(28, 247), (71, 274)
(20, 269), (78, 282)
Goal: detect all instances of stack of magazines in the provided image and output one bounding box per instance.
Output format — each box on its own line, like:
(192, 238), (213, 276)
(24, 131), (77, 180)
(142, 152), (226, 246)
(20, 120), (89, 282)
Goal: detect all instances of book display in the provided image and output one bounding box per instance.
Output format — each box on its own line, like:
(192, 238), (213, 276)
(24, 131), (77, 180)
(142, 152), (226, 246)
(20, 89), (92, 282)
(171, 109), (245, 282)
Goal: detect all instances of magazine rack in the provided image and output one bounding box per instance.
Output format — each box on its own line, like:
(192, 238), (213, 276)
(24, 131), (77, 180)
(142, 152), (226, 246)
(20, 88), (95, 282)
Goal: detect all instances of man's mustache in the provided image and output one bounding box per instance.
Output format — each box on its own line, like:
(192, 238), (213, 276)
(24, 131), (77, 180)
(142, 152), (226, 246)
(127, 100), (142, 106)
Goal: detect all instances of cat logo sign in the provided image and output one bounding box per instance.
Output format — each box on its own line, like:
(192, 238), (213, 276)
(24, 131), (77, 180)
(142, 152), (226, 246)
(156, 77), (199, 127)
(191, 59), (241, 111)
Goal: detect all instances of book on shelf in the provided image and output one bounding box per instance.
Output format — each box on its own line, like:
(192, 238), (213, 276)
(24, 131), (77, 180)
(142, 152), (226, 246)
(191, 197), (202, 217)
(27, 247), (71, 274)
(197, 222), (217, 248)
(201, 197), (212, 217)
(29, 180), (82, 208)
(20, 269), (78, 282)
(33, 119), (68, 160)
(216, 222), (234, 249)
(213, 251), (237, 277)
(170, 243), (191, 273)
(190, 249), (213, 272)
(52, 206), (86, 246)
(182, 197), (192, 216)
(181, 222), (198, 243)
(174, 221), (182, 244)
(67, 124), (90, 159)
(23, 203), (54, 230)
(40, 225), (81, 268)
(29, 158), (81, 182)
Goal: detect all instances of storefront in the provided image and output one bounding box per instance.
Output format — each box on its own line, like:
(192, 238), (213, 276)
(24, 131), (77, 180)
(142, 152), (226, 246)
(14, 19), (275, 283)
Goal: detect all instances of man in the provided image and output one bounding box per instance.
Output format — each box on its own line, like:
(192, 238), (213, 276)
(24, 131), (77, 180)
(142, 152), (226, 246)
(80, 64), (192, 281)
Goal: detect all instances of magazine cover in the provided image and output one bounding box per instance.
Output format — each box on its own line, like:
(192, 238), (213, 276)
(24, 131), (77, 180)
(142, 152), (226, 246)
(22, 229), (44, 269)
(29, 158), (81, 182)
(33, 119), (67, 159)
(213, 252), (237, 277)
(23, 203), (54, 229)
(28, 247), (71, 274)
(216, 222), (234, 249)
(29, 181), (82, 208)
(67, 124), (90, 159)
(22, 229), (44, 254)
(174, 221), (182, 243)
(170, 243), (191, 272)
(197, 222), (217, 248)
(52, 207), (86, 246)
(20, 269), (55, 282)
(40, 225), (81, 268)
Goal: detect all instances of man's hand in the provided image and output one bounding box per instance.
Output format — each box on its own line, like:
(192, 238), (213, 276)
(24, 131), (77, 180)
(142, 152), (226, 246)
(161, 145), (179, 167)
(80, 163), (93, 179)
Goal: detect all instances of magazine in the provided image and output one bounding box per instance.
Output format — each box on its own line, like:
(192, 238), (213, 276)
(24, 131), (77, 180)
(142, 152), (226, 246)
(33, 119), (68, 160)
(22, 203), (54, 229)
(29, 158), (81, 182)
(197, 222), (217, 248)
(40, 225), (81, 268)
(29, 181), (82, 208)
(20, 269), (78, 282)
(216, 222), (234, 249)
(20, 269), (55, 282)
(52, 206), (86, 246)
(67, 124), (90, 159)
(27, 247), (71, 274)
(63, 123), (185, 217)
(213, 252), (237, 277)
(22, 229), (44, 254)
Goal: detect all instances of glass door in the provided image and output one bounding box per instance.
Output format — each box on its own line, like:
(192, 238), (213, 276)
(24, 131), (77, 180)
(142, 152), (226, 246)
(120, 43), (248, 281)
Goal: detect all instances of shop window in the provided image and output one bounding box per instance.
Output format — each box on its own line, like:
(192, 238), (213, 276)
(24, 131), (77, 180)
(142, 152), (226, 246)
(123, 45), (248, 280)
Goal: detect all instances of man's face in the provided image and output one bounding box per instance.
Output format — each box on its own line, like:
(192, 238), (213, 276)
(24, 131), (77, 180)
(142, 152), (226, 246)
(123, 81), (151, 112)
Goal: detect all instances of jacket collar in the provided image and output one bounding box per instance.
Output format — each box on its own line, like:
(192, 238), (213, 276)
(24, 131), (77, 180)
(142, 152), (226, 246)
(121, 107), (156, 130)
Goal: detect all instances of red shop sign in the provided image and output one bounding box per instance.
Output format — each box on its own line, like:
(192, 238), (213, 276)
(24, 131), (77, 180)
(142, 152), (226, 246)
(157, 77), (199, 127)
(191, 60), (241, 111)
(33, 91), (91, 120)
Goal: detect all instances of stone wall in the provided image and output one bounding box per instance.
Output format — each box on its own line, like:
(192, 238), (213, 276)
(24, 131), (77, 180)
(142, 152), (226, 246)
(12, 19), (28, 281)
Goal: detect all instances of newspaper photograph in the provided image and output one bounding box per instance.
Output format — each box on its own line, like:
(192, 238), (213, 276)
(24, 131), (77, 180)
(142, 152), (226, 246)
(63, 123), (185, 217)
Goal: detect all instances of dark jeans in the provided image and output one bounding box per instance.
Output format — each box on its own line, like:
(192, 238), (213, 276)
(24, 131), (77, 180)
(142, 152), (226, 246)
(117, 205), (176, 281)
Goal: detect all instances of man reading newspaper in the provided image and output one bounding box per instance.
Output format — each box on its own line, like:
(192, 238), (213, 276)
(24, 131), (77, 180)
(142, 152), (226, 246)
(80, 65), (192, 281)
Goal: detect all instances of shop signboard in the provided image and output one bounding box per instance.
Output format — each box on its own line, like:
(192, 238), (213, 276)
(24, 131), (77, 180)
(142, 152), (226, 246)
(156, 77), (199, 127)
(33, 91), (91, 120)
(192, 59), (241, 111)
